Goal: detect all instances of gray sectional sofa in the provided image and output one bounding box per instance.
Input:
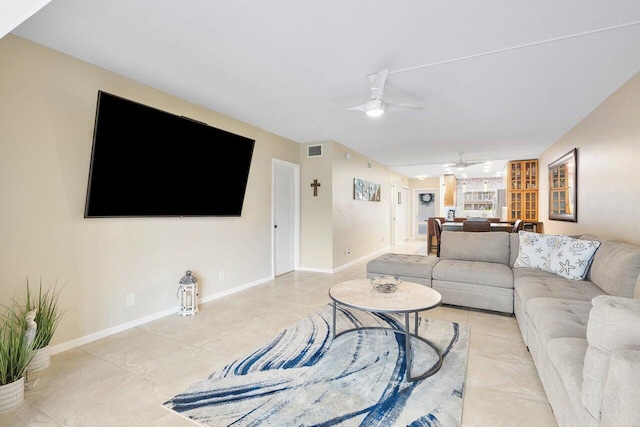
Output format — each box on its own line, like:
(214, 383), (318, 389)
(366, 230), (640, 427)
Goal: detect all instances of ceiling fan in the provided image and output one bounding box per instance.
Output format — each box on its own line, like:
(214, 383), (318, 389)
(442, 153), (486, 170)
(337, 69), (423, 117)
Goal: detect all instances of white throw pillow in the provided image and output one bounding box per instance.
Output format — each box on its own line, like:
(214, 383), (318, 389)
(548, 235), (601, 280)
(514, 231), (562, 271)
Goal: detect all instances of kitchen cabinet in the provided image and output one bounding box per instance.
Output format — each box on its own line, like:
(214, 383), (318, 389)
(444, 174), (457, 206)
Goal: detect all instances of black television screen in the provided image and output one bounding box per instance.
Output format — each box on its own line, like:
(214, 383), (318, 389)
(85, 91), (255, 217)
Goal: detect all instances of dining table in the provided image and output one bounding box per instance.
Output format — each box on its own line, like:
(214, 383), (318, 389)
(442, 221), (513, 232)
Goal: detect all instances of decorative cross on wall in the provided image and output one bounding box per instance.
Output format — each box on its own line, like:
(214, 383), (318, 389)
(310, 179), (321, 196)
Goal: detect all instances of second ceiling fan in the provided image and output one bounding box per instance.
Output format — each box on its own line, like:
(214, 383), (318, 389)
(338, 69), (423, 117)
(442, 153), (487, 170)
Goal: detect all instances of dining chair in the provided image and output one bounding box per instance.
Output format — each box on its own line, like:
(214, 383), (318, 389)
(512, 219), (524, 233)
(463, 220), (491, 232)
(427, 217), (446, 255)
(465, 217), (488, 222)
(434, 218), (443, 257)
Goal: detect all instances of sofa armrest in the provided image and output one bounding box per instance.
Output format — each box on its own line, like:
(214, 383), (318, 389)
(600, 350), (640, 426)
(581, 295), (640, 419)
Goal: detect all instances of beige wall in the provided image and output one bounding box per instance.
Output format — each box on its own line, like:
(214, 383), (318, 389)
(300, 141), (409, 271)
(300, 142), (333, 271)
(299, 140), (411, 271)
(0, 35), (300, 348)
(539, 71), (640, 245)
(332, 142), (408, 269)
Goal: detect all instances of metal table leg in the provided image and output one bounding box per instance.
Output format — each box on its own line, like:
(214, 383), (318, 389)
(332, 304), (443, 382)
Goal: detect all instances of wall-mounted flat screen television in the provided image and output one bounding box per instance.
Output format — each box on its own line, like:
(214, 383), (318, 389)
(85, 91), (255, 217)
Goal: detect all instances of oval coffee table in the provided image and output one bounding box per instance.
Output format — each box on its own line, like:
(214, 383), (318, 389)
(328, 279), (443, 382)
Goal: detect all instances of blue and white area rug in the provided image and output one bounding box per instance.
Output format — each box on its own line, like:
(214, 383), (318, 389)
(163, 303), (470, 426)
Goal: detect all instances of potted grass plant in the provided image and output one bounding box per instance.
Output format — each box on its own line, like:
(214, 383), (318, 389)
(23, 278), (65, 373)
(0, 299), (37, 413)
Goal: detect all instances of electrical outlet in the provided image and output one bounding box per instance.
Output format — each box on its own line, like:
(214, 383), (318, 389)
(219, 271), (224, 280)
(126, 293), (135, 307)
(346, 249), (351, 256)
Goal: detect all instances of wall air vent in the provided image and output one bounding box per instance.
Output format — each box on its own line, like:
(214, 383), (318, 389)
(367, 162), (372, 169)
(307, 144), (323, 158)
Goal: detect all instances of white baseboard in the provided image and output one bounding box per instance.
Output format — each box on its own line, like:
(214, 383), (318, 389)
(49, 275), (274, 356)
(298, 267), (333, 274)
(49, 246), (394, 356)
(299, 246), (391, 274)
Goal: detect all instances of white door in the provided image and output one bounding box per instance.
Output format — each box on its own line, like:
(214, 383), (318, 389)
(395, 187), (409, 243)
(402, 187), (410, 240)
(273, 160), (299, 276)
(390, 184), (396, 245)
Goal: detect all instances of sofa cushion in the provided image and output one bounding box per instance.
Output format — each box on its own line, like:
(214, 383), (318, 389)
(581, 295), (640, 419)
(600, 350), (640, 426)
(547, 337), (590, 422)
(509, 232), (519, 267)
(439, 230), (510, 265)
(432, 259), (513, 288)
(548, 235), (601, 281)
(432, 280), (513, 313)
(585, 237), (640, 298)
(366, 253), (438, 279)
(526, 298), (592, 345)
(514, 268), (605, 304)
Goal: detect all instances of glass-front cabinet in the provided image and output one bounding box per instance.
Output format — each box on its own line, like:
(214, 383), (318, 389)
(507, 159), (538, 222)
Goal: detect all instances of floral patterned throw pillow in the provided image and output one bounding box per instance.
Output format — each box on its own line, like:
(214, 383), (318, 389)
(548, 235), (601, 280)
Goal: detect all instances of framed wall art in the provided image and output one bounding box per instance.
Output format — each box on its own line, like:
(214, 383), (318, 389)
(354, 178), (381, 202)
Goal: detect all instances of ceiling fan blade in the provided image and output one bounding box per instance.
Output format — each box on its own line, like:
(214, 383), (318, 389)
(441, 162), (456, 167)
(334, 104), (367, 112)
(385, 102), (423, 112)
(369, 69), (388, 99)
(335, 69), (421, 116)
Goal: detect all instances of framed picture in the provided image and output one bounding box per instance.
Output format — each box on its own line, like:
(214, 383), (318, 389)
(354, 178), (381, 202)
(548, 148), (577, 222)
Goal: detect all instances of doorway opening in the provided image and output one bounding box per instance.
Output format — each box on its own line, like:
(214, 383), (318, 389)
(414, 188), (439, 239)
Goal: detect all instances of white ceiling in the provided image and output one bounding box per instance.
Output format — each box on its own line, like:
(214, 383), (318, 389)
(10, 1), (640, 179)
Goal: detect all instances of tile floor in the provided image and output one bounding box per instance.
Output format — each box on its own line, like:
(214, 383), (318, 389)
(0, 239), (558, 427)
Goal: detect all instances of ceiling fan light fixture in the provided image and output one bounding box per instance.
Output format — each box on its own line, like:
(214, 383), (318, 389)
(365, 99), (384, 117)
